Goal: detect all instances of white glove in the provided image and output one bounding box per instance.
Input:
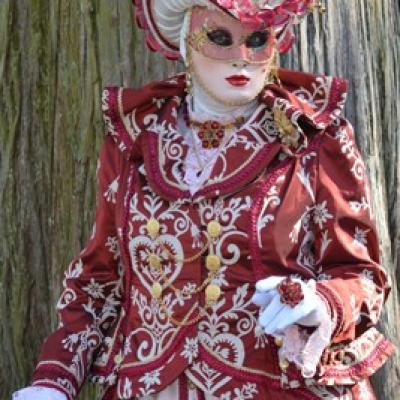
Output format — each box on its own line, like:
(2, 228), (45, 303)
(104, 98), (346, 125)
(12, 386), (67, 400)
(252, 276), (333, 378)
(252, 276), (328, 335)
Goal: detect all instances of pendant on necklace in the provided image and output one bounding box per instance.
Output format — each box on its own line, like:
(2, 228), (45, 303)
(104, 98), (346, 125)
(183, 103), (245, 150)
(197, 120), (225, 149)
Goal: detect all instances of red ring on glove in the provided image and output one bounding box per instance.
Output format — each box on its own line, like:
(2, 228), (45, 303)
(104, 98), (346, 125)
(277, 277), (304, 307)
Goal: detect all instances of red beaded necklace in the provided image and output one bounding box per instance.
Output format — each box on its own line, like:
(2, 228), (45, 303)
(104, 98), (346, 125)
(182, 102), (245, 149)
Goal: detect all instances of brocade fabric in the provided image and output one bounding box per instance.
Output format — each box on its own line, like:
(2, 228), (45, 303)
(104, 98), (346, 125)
(30, 69), (394, 400)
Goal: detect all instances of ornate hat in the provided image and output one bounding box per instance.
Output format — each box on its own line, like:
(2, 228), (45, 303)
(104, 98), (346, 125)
(133, 0), (319, 60)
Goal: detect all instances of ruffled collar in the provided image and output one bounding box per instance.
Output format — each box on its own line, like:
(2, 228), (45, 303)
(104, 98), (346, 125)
(263, 68), (348, 130)
(102, 68), (348, 162)
(101, 69), (348, 200)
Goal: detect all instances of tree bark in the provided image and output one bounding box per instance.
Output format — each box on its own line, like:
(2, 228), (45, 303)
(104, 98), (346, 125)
(0, 1), (398, 399)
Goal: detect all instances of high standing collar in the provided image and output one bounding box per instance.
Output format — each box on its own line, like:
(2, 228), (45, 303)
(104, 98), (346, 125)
(101, 68), (348, 161)
(101, 68), (348, 201)
(262, 68), (349, 130)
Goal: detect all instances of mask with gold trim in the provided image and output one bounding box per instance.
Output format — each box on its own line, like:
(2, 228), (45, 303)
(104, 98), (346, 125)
(188, 6), (276, 64)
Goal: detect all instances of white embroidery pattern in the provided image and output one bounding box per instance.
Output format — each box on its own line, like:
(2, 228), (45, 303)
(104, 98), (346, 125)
(334, 125), (365, 181)
(257, 182), (281, 247)
(352, 226), (370, 249)
(104, 176), (119, 204)
(220, 382), (259, 400)
(105, 235), (120, 260)
(125, 188), (268, 395)
(313, 201), (334, 229)
(293, 76), (347, 126)
(57, 259), (84, 313)
(55, 228), (123, 386)
(349, 196), (370, 215)
(297, 151), (317, 202)
(359, 269), (384, 326)
(180, 337), (199, 363)
(194, 284), (267, 393)
(119, 377), (133, 399)
(82, 278), (106, 299)
(138, 367), (163, 393)
(293, 208), (317, 273)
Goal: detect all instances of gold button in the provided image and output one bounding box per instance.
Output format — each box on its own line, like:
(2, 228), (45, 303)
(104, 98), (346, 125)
(149, 254), (162, 269)
(147, 218), (160, 238)
(207, 221), (221, 238)
(279, 359), (289, 371)
(118, 334), (125, 342)
(206, 255), (221, 272)
(114, 354), (123, 365)
(205, 284), (221, 303)
(151, 282), (163, 299)
(274, 336), (283, 347)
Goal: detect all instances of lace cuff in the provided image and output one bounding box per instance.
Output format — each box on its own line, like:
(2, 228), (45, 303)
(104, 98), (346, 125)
(278, 305), (333, 378)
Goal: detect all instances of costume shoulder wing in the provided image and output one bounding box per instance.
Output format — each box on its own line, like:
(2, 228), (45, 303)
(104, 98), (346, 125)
(101, 75), (185, 161)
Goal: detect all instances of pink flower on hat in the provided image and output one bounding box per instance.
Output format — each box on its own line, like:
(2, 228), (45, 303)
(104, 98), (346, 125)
(215, 0), (315, 27)
(214, 0), (316, 50)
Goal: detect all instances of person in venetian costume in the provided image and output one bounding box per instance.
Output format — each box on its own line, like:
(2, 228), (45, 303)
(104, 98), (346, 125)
(13, 1), (394, 399)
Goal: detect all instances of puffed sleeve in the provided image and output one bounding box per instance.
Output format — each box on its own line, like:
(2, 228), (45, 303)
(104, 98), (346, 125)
(31, 135), (123, 400)
(312, 117), (391, 344)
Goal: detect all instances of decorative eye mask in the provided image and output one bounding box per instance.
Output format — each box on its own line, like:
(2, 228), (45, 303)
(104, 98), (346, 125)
(188, 7), (276, 64)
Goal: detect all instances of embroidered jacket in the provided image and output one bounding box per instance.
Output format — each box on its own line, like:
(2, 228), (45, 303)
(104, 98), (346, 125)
(31, 69), (394, 400)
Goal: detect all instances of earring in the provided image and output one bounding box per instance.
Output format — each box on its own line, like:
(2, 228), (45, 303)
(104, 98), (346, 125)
(185, 42), (193, 96)
(265, 47), (281, 86)
(185, 61), (193, 95)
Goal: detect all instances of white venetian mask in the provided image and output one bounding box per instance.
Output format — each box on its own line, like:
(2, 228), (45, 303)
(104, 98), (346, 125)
(184, 6), (277, 108)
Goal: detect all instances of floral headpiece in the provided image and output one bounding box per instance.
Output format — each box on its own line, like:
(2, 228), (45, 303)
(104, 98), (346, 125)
(133, 0), (323, 59)
(214, 0), (318, 51)
(216, 0), (314, 27)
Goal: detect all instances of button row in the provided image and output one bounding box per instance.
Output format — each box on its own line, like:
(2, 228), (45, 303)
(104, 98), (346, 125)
(146, 219), (222, 240)
(148, 253), (222, 273)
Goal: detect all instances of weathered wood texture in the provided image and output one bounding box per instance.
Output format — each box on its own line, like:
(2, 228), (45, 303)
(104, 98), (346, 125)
(0, 1), (398, 399)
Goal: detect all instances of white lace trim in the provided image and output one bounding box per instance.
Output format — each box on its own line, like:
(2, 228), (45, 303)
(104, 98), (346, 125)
(278, 301), (333, 378)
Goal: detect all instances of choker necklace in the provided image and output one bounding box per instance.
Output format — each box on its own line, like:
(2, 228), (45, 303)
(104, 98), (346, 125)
(183, 102), (245, 149)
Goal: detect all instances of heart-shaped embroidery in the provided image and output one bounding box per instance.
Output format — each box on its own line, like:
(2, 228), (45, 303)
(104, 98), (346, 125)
(200, 332), (245, 365)
(129, 234), (183, 294)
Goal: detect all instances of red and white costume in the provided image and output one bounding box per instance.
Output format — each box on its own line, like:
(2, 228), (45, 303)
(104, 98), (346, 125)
(13, 1), (394, 399)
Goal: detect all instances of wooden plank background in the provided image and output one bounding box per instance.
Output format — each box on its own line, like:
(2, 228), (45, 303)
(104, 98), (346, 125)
(0, 1), (399, 398)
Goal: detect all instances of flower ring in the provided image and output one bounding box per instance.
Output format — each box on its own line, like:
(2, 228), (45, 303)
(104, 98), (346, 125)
(277, 277), (304, 307)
